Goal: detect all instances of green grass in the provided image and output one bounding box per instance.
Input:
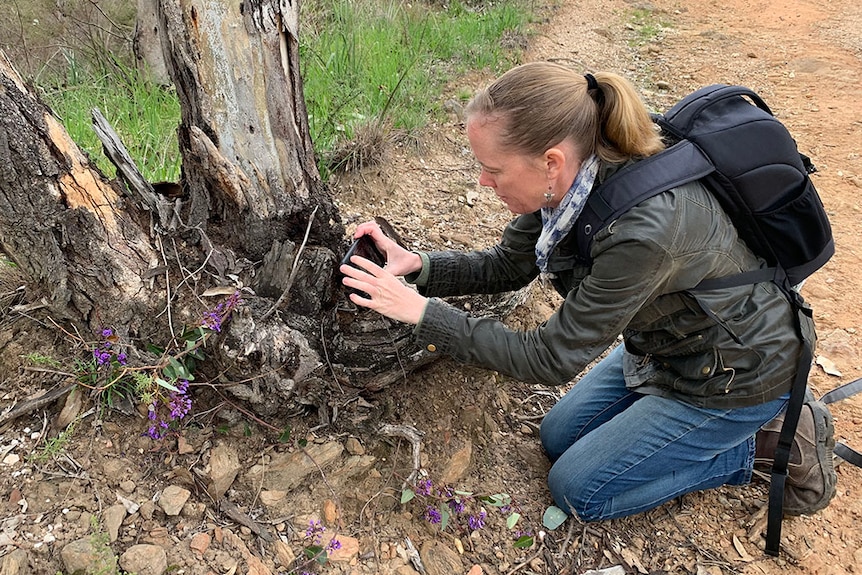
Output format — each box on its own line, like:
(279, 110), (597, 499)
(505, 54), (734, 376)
(302, 0), (532, 173)
(29, 0), (536, 183)
(40, 61), (182, 183)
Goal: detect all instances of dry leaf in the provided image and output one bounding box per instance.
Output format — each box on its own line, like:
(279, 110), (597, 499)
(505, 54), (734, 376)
(201, 286), (239, 297)
(816, 355), (843, 377)
(733, 534), (754, 562)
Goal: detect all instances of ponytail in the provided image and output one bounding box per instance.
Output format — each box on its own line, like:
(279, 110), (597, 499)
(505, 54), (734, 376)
(464, 62), (664, 163)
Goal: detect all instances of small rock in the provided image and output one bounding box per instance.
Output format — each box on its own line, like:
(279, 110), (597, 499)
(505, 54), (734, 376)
(323, 499), (339, 525)
(655, 80), (671, 91)
(326, 534), (360, 562)
(467, 566), (484, 575)
(207, 443), (241, 500)
(118, 480), (137, 493)
(103, 504), (126, 542)
(1, 549), (30, 575)
(119, 544), (168, 575)
(274, 539), (296, 567)
(60, 538), (114, 575)
(260, 490), (287, 506)
(440, 441), (472, 484)
(420, 540), (464, 575)
(189, 531), (211, 556)
(344, 436), (365, 455)
(158, 485), (190, 516)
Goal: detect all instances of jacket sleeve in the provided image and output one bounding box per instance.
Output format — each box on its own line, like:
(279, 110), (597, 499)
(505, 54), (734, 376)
(413, 196), (685, 385)
(414, 212), (543, 297)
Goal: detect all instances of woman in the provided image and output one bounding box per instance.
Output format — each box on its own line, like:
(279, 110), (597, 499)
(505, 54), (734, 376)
(339, 62), (835, 522)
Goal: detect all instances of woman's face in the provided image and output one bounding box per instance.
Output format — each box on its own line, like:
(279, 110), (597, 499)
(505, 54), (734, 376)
(466, 116), (549, 214)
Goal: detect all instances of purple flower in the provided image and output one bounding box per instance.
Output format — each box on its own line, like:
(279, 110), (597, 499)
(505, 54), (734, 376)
(305, 519), (325, 543)
(424, 506), (442, 524)
(147, 404), (158, 420)
(327, 538), (342, 551)
(448, 499), (465, 514)
(416, 479), (433, 496)
(116, 352), (127, 366)
(102, 328), (114, 338)
(468, 511), (487, 531)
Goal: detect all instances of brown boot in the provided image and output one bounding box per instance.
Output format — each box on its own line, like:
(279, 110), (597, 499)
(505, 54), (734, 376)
(754, 400), (837, 515)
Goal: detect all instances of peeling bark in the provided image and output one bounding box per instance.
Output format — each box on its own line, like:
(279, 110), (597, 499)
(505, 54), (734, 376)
(0, 53), (160, 331)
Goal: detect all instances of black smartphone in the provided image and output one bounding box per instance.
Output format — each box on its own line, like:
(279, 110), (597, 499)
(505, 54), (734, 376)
(339, 235), (386, 298)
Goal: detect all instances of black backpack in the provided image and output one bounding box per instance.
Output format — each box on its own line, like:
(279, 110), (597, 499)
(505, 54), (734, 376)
(574, 85), (843, 556)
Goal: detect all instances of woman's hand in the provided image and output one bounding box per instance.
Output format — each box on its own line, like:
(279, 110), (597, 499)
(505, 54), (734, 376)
(340, 255), (428, 325)
(353, 221), (422, 277)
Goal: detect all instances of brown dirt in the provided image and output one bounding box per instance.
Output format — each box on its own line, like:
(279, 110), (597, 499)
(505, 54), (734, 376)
(1, 0), (861, 574)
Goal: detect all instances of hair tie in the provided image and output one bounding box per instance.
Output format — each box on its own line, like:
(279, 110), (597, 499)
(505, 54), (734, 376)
(584, 73), (599, 91)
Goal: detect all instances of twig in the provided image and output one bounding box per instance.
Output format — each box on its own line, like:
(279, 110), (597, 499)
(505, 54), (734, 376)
(155, 236), (175, 339)
(378, 424), (424, 488)
(219, 497), (272, 542)
(261, 205), (319, 320)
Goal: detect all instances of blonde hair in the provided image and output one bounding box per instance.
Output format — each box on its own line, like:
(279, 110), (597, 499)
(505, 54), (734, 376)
(464, 62), (664, 163)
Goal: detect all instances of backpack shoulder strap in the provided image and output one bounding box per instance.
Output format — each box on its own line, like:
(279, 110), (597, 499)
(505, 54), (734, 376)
(575, 141), (714, 261)
(820, 377), (862, 468)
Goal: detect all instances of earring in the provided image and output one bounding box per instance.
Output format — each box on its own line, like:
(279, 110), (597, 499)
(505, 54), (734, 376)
(544, 184), (554, 204)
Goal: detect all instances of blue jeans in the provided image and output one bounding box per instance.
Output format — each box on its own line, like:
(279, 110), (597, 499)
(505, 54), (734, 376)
(539, 345), (788, 521)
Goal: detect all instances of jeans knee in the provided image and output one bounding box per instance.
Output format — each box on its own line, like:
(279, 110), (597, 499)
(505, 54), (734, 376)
(547, 461), (606, 522)
(539, 417), (565, 462)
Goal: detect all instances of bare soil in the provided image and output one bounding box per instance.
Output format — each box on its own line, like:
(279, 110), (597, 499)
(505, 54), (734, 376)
(1, 0), (860, 574)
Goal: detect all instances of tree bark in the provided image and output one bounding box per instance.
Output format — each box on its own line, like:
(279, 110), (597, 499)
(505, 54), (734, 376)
(157, 0), (342, 262)
(0, 53), (160, 333)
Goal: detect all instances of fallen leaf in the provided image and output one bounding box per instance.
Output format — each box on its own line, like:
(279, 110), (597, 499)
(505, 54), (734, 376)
(733, 535), (754, 562)
(816, 355), (843, 377)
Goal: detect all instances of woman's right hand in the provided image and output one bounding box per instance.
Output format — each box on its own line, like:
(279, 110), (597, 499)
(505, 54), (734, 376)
(353, 221), (423, 277)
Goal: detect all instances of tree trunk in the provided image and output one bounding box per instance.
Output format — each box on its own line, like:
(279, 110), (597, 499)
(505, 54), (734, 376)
(0, 53), (160, 333)
(0, 0), (525, 417)
(133, 0), (171, 85)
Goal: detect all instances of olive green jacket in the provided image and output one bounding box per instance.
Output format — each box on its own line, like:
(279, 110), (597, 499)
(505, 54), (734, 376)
(409, 163), (813, 408)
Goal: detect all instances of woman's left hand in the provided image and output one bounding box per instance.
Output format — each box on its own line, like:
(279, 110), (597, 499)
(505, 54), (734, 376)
(340, 256), (428, 325)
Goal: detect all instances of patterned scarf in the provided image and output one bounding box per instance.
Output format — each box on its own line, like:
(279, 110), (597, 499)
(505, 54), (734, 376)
(535, 154), (600, 276)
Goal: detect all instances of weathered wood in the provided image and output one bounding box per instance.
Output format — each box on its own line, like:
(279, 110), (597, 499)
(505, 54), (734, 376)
(0, 52), (161, 332)
(157, 0), (344, 261)
(91, 108), (180, 231)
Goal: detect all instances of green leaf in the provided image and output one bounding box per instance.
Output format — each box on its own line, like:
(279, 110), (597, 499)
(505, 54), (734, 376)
(401, 489), (415, 504)
(439, 506), (450, 532)
(542, 505), (568, 530)
(168, 356), (190, 380)
(513, 535), (534, 549)
(147, 343), (165, 355)
(278, 427), (292, 443)
(481, 493), (512, 507)
(506, 512), (521, 530)
(304, 545), (328, 565)
(155, 378), (179, 392)
(454, 490), (473, 496)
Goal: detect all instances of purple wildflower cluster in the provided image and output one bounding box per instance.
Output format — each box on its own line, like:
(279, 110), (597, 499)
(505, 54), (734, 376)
(304, 519), (341, 553)
(146, 379), (191, 440)
(92, 328), (127, 367)
(201, 291), (241, 332)
(413, 479), (489, 533)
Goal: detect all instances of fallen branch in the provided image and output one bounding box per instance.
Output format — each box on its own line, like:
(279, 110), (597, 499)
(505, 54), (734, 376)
(0, 382), (76, 427)
(379, 424), (425, 488)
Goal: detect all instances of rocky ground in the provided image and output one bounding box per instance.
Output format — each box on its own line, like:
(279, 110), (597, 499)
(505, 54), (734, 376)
(1, 0), (861, 574)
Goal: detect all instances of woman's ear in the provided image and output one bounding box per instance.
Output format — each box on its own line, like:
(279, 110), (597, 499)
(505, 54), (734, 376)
(544, 147), (567, 179)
